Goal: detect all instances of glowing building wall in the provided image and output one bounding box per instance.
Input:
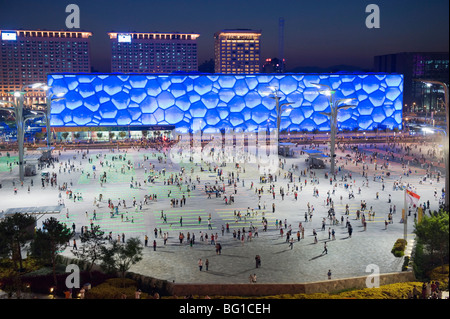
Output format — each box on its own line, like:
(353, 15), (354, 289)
(47, 73), (403, 133)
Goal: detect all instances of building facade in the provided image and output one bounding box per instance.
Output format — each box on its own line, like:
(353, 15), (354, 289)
(47, 73), (403, 134)
(214, 30), (261, 74)
(374, 52), (449, 114)
(0, 29), (92, 106)
(108, 32), (200, 74)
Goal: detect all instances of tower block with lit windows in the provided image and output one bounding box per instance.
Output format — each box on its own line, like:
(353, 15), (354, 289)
(108, 31), (200, 73)
(214, 29), (261, 74)
(0, 29), (92, 106)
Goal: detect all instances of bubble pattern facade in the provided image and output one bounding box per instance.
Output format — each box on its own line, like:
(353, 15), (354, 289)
(48, 73), (403, 133)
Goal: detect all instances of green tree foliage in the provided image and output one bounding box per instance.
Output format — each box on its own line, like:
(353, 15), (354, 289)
(73, 225), (105, 278)
(118, 131), (127, 139)
(61, 132), (69, 140)
(414, 210), (449, 271)
(0, 213), (36, 271)
(30, 217), (73, 285)
(100, 237), (143, 280)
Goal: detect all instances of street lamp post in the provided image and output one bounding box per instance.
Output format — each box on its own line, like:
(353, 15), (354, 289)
(33, 86), (65, 148)
(266, 86), (293, 150)
(417, 79), (449, 209)
(311, 83), (358, 174)
(0, 83), (46, 182)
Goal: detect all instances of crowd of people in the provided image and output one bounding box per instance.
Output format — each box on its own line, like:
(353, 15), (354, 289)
(1, 136), (446, 290)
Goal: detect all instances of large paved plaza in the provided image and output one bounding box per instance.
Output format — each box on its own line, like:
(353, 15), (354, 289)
(0, 138), (445, 284)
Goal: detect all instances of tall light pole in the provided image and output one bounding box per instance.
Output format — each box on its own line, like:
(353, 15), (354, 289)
(0, 82), (46, 182)
(33, 86), (65, 148)
(266, 86), (293, 149)
(311, 83), (358, 174)
(417, 79), (449, 209)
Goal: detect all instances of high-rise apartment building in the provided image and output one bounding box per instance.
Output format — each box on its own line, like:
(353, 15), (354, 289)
(214, 29), (261, 74)
(108, 32), (200, 73)
(0, 29), (92, 105)
(374, 52), (449, 113)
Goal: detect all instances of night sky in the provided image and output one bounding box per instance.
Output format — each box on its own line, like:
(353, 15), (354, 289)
(0, 0), (448, 72)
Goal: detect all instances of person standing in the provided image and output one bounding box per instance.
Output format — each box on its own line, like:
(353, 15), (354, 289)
(255, 255), (261, 268)
(135, 289), (142, 299)
(327, 269), (332, 280)
(198, 258), (203, 271)
(153, 240), (157, 251)
(144, 235), (148, 247)
(205, 259), (209, 271)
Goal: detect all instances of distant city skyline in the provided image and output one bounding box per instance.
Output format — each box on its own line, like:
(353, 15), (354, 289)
(0, 0), (448, 72)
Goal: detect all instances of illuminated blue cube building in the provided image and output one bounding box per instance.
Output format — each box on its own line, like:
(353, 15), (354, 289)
(47, 73), (403, 133)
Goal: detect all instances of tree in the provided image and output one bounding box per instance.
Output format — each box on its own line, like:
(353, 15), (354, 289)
(414, 210), (449, 272)
(0, 213), (36, 271)
(34, 132), (45, 141)
(118, 131), (127, 140)
(30, 217), (73, 286)
(61, 132), (69, 141)
(73, 225), (105, 278)
(100, 237), (143, 282)
(0, 213), (35, 299)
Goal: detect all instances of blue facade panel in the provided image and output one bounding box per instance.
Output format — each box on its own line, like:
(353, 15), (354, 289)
(48, 73), (403, 133)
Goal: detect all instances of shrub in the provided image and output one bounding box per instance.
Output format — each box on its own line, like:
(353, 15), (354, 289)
(207, 282), (425, 299)
(428, 264), (449, 288)
(391, 238), (407, 257)
(85, 277), (150, 299)
(104, 277), (137, 288)
(402, 256), (410, 271)
(412, 241), (426, 279)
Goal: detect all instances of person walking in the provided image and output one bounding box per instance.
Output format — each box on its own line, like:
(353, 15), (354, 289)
(153, 240), (157, 251)
(198, 258), (203, 271)
(322, 242), (328, 255)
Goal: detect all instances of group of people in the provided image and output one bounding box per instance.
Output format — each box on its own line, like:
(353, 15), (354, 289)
(6, 135), (445, 287)
(408, 281), (445, 299)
